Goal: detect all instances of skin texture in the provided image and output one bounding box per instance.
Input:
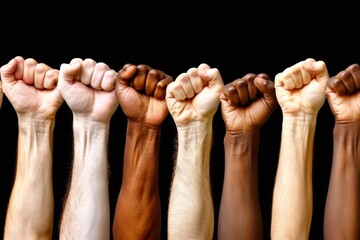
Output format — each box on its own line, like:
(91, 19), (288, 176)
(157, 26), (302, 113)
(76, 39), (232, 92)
(324, 63), (360, 240)
(112, 64), (173, 240)
(218, 73), (278, 240)
(166, 63), (224, 240)
(58, 58), (118, 240)
(1, 56), (64, 240)
(271, 58), (328, 240)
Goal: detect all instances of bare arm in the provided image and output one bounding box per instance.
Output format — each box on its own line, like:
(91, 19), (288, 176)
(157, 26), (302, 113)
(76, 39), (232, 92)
(169, 121), (214, 240)
(60, 118), (111, 239)
(324, 63), (360, 239)
(166, 63), (224, 240)
(272, 116), (316, 239)
(218, 74), (277, 240)
(271, 58), (328, 240)
(113, 121), (162, 239)
(113, 64), (173, 239)
(5, 119), (55, 240)
(58, 58), (118, 240)
(1, 56), (63, 240)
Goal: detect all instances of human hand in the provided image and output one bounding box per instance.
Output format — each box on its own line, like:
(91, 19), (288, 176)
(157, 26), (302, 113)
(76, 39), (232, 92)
(0, 56), (63, 119)
(274, 58), (328, 117)
(115, 63), (173, 126)
(166, 63), (224, 126)
(220, 73), (278, 132)
(58, 58), (118, 123)
(326, 63), (360, 123)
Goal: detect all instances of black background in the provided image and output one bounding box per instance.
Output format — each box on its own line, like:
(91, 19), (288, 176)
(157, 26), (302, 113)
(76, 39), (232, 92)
(0, 6), (359, 240)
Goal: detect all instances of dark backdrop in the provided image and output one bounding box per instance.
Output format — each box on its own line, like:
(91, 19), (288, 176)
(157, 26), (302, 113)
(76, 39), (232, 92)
(0, 7), (359, 240)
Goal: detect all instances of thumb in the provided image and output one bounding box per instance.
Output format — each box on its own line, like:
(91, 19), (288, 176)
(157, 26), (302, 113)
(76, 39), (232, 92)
(118, 64), (137, 80)
(254, 76), (278, 110)
(118, 64), (137, 87)
(0, 58), (18, 84)
(59, 62), (82, 85)
(198, 63), (224, 93)
(305, 60), (329, 89)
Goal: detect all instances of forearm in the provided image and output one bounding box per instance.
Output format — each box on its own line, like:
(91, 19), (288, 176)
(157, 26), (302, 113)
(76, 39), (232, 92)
(60, 117), (110, 240)
(4, 118), (54, 240)
(168, 121), (214, 240)
(218, 130), (262, 240)
(324, 122), (360, 240)
(113, 120), (161, 240)
(271, 117), (316, 240)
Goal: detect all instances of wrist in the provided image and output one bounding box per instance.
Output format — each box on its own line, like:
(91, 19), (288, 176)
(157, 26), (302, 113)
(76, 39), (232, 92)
(333, 122), (360, 144)
(126, 120), (161, 148)
(225, 128), (260, 137)
(224, 129), (259, 145)
(280, 116), (316, 148)
(127, 119), (161, 131)
(282, 115), (317, 130)
(73, 116), (109, 143)
(18, 117), (54, 136)
(224, 130), (259, 163)
(73, 115), (109, 132)
(282, 113), (318, 123)
(177, 120), (212, 142)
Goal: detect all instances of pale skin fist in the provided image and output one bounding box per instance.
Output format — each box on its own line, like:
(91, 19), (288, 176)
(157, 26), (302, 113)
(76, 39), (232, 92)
(57, 58), (118, 123)
(326, 63), (360, 123)
(166, 63), (224, 126)
(274, 58), (329, 117)
(115, 63), (173, 126)
(220, 73), (278, 132)
(0, 56), (63, 119)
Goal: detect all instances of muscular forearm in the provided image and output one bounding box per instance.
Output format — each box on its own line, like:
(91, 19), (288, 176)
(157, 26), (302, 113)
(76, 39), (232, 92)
(218, 130), (262, 240)
(60, 117), (110, 240)
(324, 122), (360, 240)
(113, 120), (161, 240)
(271, 117), (316, 240)
(4, 118), (54, 240)
(168, 121), (214, 240)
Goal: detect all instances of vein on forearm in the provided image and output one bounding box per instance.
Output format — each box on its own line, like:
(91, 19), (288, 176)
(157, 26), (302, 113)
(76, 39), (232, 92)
(60, 117), (110, 240)
(121, 120), (161, 188)
(4, 118), (54, 240)
(71, 118), (109, 177)
(333, 122), (360, 168)
(168, 120), (214, 240)
(271, 116), (317, 240)
(175, 121), (213, 175)
(223, 130), (260, 188)
(16, 119), (54, 181)
(113, 120), (162, 240)
(218, 130), (263, 240)
(324, 122), (360, 239)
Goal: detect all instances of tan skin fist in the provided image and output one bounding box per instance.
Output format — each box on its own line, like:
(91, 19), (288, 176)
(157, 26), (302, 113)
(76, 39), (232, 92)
(220, 73), (278, 132)
(326, 63), (360, 123)
(115, 63), (174, 126)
